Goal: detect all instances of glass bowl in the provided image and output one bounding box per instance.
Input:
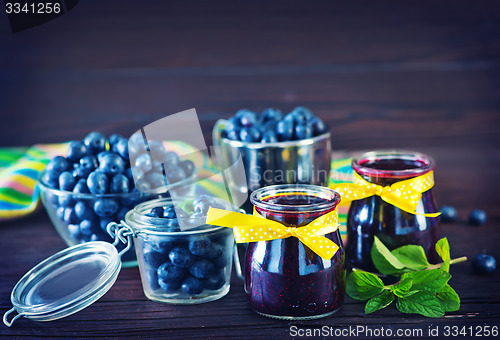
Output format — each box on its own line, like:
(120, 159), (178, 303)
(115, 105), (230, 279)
(38, 170), (197, 267)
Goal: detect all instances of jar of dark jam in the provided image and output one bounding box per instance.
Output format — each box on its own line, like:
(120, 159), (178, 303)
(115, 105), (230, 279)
(346, 150), (440, 272)
(246, 184), (345, 320)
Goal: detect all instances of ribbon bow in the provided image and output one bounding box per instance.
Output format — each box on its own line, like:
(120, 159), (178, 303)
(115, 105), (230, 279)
(333, 171), (440, 217)
(206, 207), (340, 260)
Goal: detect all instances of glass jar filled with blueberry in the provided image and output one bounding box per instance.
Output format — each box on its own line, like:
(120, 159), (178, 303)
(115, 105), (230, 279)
(38, 131), (198, 267)
(120, 195), (238, 304)
(213, 107), (331, 200)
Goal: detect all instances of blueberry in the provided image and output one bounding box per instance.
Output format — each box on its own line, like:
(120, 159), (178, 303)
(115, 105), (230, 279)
(291, 106), (314, 121)
(189, 260), (215, 279)
(284, 111), (304, 126)
(80, 219), (98, 236)
(261, 131), (278, 143)
(134, 153), (153, 174)
(67, 141), (91, 162)
(161, 151), (179, 167)
(181, 277), (203, 294)
(294, 124), (313, 140)
(193, 200), (211, 215)
(142, 247), (168, 267)
(128, 132), (147, 159)
(188, 237), (212, 257)
(158, 278), (182, 292)
(169, 246), (195, 268)
(68, 224), (82, 239)
(80, 155), (98, 172)
(112, 137), (129, 160)
(83, 132), (106, 154)
(310, 117), (327, 135)
(163, 205), (177, 219)
(99, 217), (114, 233)
(87, 170), (109, 194)
(75, 201), (95, 220)
(276, 120), (294, 141)
(110, 174), (130, 193)
(97, 151), (114, 163)
(147, 140), (167, 157)
(58, 195), (75, 207)
(157, 262), (186, 282)
(108, 134), (123, 147)
(472, 254), (496, 275)
(238, 110), (258, 127)
(179, 160), (195, 177)
(149, 238), (176, 254)
(226, 129), (240, 141)
(207, 243), (227, 268)
(40, 171), (59, 189)
(58, 171), (76, 191)
(150, 206), (165, 218)
(94, 199), (119, 217)
(45, 156), (69, 174)
(468, 209), (487, 226)
(144, 172), (166, 189)
(99, 153), (125, 176)
(72, 179), (89, 194)
(239, 127), (261, 143)
(56, 206), (65, 220)
(63, 207), (79, 224)
(440, 206), (458, 223)
(203, 272), (226, 290)
(261, 108), (283, 122)
(165, 164), (186, 184)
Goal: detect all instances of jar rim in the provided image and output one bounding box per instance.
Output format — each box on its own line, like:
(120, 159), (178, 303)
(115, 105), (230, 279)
(352, 150), (435, 179)
(125, 196), (236, 235)
(250, 184), (340, 213)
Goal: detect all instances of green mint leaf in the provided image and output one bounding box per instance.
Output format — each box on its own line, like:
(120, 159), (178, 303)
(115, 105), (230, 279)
(391, 245), (430, 271)
(436, 284), (460, 312)
(396, 291), (445, 318)
(371, 236), (406, 275)
(346, 270), (385, 300)
(401, 269), (451, 294)
(390, 278), (413, 298)
(365, 290), (395, 314)
(435, 237), (451, 272)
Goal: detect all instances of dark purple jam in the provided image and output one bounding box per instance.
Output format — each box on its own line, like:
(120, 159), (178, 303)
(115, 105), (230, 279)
(245, 193), (345, 319)
(347, 155), (440, 272)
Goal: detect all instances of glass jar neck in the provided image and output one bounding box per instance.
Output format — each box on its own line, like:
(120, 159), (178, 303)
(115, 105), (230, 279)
(250, 184), (340, 226)
(352, 150), (435, 186)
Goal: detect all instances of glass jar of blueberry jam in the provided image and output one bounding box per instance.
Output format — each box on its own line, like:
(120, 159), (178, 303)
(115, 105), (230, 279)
(246, 185), (345, 320)
(346, 150), (440, 271)
(120, 196), (236, 304)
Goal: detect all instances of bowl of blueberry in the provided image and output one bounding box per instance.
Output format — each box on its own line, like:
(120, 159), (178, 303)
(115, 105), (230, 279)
(38, 132), (198, 267)
(213, 107), (331, 193)
(115, 195), (238, 304)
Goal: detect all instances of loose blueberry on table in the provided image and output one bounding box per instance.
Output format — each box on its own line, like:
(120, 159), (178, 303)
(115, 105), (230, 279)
(471, 253), (496, 275)
(222, 106), (328, 143)
(140, 197), (230, 296)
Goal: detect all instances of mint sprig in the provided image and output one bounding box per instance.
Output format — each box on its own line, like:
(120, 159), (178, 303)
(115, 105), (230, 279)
(347, 237), (467, 318)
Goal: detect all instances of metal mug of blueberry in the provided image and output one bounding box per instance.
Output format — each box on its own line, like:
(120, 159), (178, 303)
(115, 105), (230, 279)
(110, 195), (240, 304)
(213, 107), (331, 203)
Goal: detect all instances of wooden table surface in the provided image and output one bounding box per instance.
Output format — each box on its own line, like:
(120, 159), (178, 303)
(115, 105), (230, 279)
(1, 1), (499, 338)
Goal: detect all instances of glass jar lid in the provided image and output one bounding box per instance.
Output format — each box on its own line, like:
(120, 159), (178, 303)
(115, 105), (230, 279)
(3, 241), (121, 327)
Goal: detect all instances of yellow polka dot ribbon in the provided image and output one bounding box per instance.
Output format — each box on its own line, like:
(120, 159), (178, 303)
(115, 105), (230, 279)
(333, 171), (440, 217)
(206, 207), (340, 260)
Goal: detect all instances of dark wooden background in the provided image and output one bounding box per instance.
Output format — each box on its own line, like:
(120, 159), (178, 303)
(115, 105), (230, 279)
(1, 0), (499, 338)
